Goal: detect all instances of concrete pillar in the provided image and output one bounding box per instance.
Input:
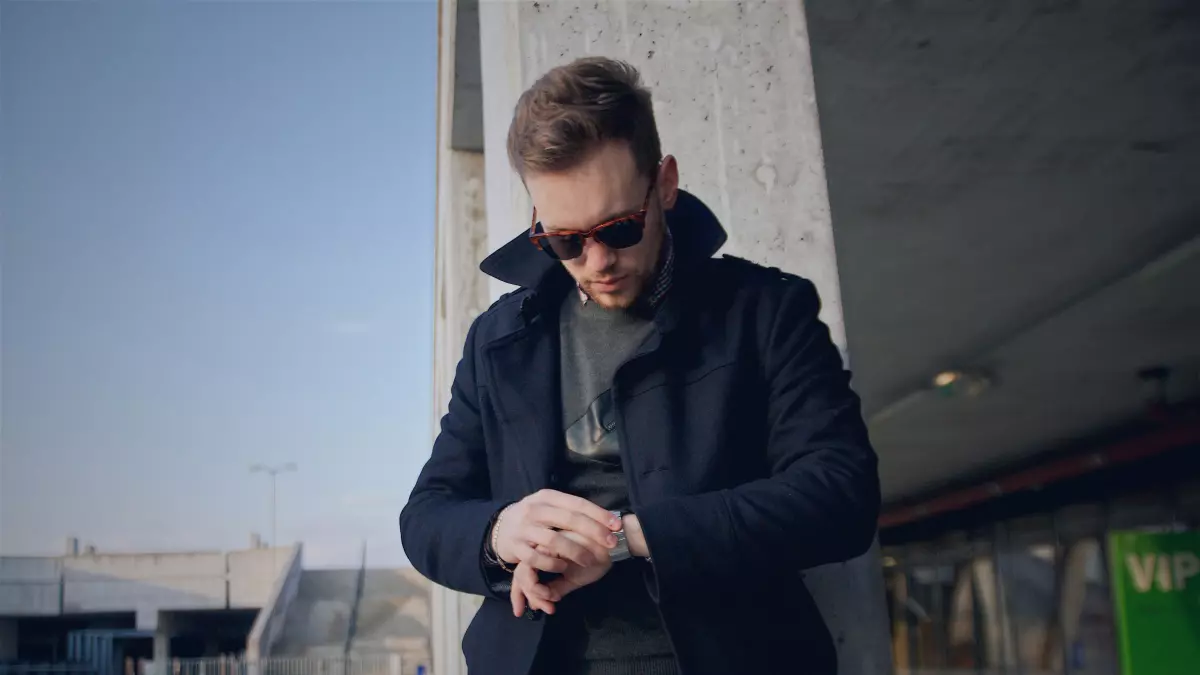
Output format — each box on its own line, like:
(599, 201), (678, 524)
(428, 1), (493, 674)
(1058, 540), (1098, 660)
(152, 634), (169, 665)
(973, 557), (1018, 669)
(0, 619), (18, 661)
(153, 611), (176, 665)
(428, 139), (490, 675)
(888, 573), (909, 670)
(475, 1), (892, 673)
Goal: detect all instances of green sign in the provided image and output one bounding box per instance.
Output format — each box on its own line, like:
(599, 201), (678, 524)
(1109, 530), (1200, 675)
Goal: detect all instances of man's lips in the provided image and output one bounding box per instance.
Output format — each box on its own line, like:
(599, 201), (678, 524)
(588, 276), (626, 292)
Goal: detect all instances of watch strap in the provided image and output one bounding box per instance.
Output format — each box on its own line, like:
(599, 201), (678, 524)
(609, 509), (632, 562)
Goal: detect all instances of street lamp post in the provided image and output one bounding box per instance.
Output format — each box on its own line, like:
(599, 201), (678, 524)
(250, 462), (297, 566)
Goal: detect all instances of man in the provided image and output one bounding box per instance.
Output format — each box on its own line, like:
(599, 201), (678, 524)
(400, 57), (880, 675)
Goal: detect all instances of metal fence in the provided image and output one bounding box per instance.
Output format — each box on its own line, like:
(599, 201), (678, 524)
(147, 656), (401, 675)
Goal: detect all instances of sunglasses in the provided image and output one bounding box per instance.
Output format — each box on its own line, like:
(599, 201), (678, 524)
(528, 178), (657, 261)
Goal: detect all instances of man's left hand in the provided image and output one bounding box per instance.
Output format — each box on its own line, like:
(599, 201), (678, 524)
(510, 531), (614, 616)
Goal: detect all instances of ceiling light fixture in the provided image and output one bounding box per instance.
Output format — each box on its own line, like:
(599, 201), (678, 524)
(932, 368), (993, 398)
(933, 370), (960, 388)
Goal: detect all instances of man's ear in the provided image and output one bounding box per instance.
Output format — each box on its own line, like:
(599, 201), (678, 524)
(658, 155), (679, 210)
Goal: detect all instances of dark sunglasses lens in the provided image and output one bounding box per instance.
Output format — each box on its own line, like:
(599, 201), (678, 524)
(546, 234), (584, 260)
(594, 218), (644, 250)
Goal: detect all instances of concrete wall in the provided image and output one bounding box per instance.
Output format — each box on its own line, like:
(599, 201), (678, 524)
(0, 557), (62, 616)
(428, 0), (493, 673)
(478, 0), (847, 337)
(229, 548), (293, 608)
(352, 568), (431, 659)
(269, 568), (357, 658)
(245, 545), (304, 658)
(63, 552), (227, 613)
(0, 547), (292, 617)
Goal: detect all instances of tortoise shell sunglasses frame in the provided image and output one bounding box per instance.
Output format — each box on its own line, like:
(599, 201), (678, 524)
(527, 171), (659, 261)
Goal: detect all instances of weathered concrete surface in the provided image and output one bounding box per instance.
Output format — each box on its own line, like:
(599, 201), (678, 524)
(62, 551), (226, 612)
(0, 548), (290, 616)
(272, 569), (358, 657)
(480, 0), (847, 341)
(246, 544), (304, 658)
(477, 0), (527, 303)
(803, 0), (1200, 501)
(0, 547), (291, 617)
(350, 568), (432, 675)
(228, 547), (293, 608)
(153, 611), (176, 664)
(427, 1), (494, 673)
(474, 1), (891, 672)
(0, 556), (61, 615)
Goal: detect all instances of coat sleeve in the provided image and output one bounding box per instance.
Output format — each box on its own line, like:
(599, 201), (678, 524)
(635, 277), (881, 603)
(399, 318), (509, 598)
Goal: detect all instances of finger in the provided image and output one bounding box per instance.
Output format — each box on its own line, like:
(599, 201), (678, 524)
(531, 490), (622, 531)
(529, 505), (618, 553)
(531, 594), (556, 614)
(558, 529), (614, 563)
(515, 562), (558, 613)
(514, 544), (569, 574)
(510, 572), (526, 617)
(522, 581), (556, 613)
(547, 491), (622, 529)
(526, 528), (600, 567)
(522, 553), (559, 601)
(515, 562), (546, 597)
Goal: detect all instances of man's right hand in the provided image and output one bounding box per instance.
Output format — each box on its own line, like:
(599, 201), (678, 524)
(492, 489), (621, 573)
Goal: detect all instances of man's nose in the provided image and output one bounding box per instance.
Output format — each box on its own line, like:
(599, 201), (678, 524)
(582, 237), (616, 272)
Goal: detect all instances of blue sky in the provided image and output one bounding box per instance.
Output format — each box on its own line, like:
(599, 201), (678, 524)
(1, 0), (438, 567)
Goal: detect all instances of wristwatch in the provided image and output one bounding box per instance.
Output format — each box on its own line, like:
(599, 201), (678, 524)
(609, 509), (631, 562)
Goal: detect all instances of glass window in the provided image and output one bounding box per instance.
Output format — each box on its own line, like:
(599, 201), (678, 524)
(886, 566), (911, 671)
(907, 563), (953, 670)
(1060, 538), (1119, 675)
(970, 552), (1020, 672)
(998, 541), (1064, 674)
(946, 562), (979, 669)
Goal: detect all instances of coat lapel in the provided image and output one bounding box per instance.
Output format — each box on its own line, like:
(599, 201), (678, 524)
(483, 296), (563, 495)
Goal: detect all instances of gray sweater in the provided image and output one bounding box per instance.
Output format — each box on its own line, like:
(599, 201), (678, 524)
(533, 291), (677, 675)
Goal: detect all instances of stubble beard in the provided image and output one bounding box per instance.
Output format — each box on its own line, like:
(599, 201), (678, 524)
(582, 272), (649, 311)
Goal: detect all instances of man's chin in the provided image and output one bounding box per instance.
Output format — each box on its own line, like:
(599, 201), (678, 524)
(588, 290), (637, 310)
